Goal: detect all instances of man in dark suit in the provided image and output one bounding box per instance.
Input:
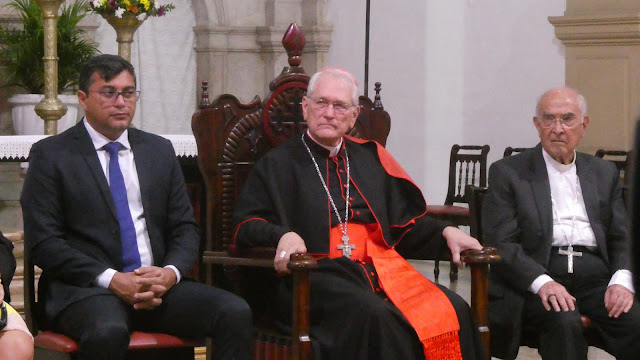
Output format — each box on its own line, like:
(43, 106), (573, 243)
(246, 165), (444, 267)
(482, 87), (640, 360)
(20, 54), (253, 360)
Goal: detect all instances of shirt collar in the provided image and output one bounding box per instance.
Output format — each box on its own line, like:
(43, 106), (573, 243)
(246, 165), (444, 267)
(84, 118), (130, 151)
(306, 130), (343, 157)
(542, 147), (576, 173)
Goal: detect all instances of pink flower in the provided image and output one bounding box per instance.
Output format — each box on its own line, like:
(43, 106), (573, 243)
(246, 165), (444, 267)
(157, 6), (165, 16)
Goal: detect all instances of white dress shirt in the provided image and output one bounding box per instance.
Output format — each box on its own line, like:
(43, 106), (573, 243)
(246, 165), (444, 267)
(529, 148), (633, 293)
(84, 119), (181, 288)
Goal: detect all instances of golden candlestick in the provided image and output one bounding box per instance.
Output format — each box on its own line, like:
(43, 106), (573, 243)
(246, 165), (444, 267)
(34, 0), (67, 135)
(102, 13), (146, 62)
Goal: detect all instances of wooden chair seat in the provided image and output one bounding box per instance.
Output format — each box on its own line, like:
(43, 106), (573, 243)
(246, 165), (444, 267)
(34, 330), (202, 353)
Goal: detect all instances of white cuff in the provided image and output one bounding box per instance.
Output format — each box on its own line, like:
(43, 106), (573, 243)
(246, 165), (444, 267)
(165, 265), (181, 283)
(529, 274), (554, 294)
(96, 268), (117, 289)
(609, 269), (635, 293)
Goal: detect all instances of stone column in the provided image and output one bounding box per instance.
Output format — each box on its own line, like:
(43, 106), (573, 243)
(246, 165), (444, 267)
(549, 0), (640, 153)
(194, 0), (332, 102)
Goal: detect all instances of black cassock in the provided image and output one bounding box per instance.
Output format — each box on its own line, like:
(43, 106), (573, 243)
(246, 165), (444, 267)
(234, 133), (484, 360)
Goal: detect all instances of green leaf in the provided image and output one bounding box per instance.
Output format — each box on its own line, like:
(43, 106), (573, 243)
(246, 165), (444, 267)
(0, 0), (101, 94)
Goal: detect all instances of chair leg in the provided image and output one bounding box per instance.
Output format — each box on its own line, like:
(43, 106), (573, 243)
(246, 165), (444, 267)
(434, 259), (440, 283)
(449, 261), (459, 282)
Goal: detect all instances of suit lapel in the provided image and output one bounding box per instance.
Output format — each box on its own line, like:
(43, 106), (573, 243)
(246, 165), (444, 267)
(128, 130), (152, 221)
(72, 122), (118, 219)
(576, 155), (606, 250)
(527, 145), (553, 243)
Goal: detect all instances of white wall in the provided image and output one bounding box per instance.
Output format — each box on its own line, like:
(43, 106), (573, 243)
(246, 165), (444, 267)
(329, 0), (566, 204)
(463, 1), (566, 169)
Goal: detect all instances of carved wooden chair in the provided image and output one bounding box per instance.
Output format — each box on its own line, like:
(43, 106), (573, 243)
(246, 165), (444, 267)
(192, 23), (500, 360)
(502, 146), (531, 158)
(465, 184), (606, 358)
(426, 144), (490, 282)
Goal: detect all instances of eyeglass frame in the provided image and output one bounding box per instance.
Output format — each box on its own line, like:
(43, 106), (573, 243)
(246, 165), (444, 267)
(89, 87), (141, 104)
(536, 112), (585, 129)
(306, 96), (355, 116)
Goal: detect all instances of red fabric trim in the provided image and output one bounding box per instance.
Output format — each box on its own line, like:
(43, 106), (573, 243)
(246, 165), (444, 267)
(233, 218), (267, 244)
(339, 223), (462, 359)
(347, 137), (426, 228)
(357, 261), (377, 292)
(346, 136), (423, 198)
(328, 223), (369, 261)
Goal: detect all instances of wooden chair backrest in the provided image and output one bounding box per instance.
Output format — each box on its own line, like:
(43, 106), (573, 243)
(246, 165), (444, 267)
(191, 23), (391, 265)
(466, 185), (488, 243)
(594, 149), (631, 184)
(503, 146), (531, 158)
(444, 144), (490, 205)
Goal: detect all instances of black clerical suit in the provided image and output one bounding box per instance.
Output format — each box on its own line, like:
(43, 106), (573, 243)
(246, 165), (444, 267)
(21, 121), (252, 360)
(483, 144), (640, 360)
(233, 133), (484, 360)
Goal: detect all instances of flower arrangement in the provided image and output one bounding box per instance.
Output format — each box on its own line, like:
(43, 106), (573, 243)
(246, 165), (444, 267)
(89, 0), (175, 21)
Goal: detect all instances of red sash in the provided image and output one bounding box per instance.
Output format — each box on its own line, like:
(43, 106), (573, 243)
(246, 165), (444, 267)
(328, 224), (463, 360)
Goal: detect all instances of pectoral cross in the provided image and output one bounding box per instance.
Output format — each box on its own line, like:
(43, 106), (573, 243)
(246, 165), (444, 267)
(337, 235), (355, 258)
(558, 245), (582, 273)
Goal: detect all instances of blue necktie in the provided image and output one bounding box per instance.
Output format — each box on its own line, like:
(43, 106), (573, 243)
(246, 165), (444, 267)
(104, 142), (141, 272)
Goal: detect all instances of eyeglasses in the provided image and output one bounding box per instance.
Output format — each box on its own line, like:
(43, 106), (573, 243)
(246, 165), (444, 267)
(537, 114), (583, 129)
(91, 89), (140, 104)
(307, 97), (354, 115)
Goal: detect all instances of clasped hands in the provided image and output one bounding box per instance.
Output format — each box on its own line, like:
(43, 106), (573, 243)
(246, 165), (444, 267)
(538, 281), (634, 318)
(108, 266), (177, 310)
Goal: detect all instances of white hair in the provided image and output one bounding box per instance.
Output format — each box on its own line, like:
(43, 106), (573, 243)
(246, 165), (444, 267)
(535, 87), (587, 117)
(307, 69), (359, 106)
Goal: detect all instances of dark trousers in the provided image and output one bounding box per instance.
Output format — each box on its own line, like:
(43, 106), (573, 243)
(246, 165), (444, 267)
(523, 247), (640, 360)
(53, 279), (253, 360)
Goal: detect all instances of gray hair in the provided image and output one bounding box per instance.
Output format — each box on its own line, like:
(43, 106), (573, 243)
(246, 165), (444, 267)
(535, 87), (588, 117)
(307, 68), (359, 106)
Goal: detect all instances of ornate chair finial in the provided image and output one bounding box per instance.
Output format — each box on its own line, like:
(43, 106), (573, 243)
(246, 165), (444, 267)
(199, 80), (210, 108)
(374, 82), (384, 110)
(282, 23), (306, 71)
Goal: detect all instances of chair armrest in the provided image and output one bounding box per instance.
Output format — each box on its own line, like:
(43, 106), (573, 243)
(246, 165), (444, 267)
(201, 249), (317, 360)
(461, 246), (501, 360)
(202, 248), (318, 270)
(460, 246), (501, 264)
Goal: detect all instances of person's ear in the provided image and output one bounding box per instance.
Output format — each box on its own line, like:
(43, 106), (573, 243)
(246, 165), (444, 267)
(302, 96), (309, 120)
(78, 90), (89, 111)
(349, 104), (360, 128)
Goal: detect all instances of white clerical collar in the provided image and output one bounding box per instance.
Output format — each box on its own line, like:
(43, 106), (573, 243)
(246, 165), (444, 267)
(542, 147), (576, 173)
(84, 117), (130, 150)
(306, 130), (343, 157)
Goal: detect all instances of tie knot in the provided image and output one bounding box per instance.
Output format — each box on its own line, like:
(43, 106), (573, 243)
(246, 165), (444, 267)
(104, 142), (122, 157)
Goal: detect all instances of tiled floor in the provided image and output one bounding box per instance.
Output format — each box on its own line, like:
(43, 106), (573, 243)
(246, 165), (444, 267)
(408, 259), (614, 360)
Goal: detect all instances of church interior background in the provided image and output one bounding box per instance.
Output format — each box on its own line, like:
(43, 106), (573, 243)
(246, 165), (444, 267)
(1, 1), (638, 358)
